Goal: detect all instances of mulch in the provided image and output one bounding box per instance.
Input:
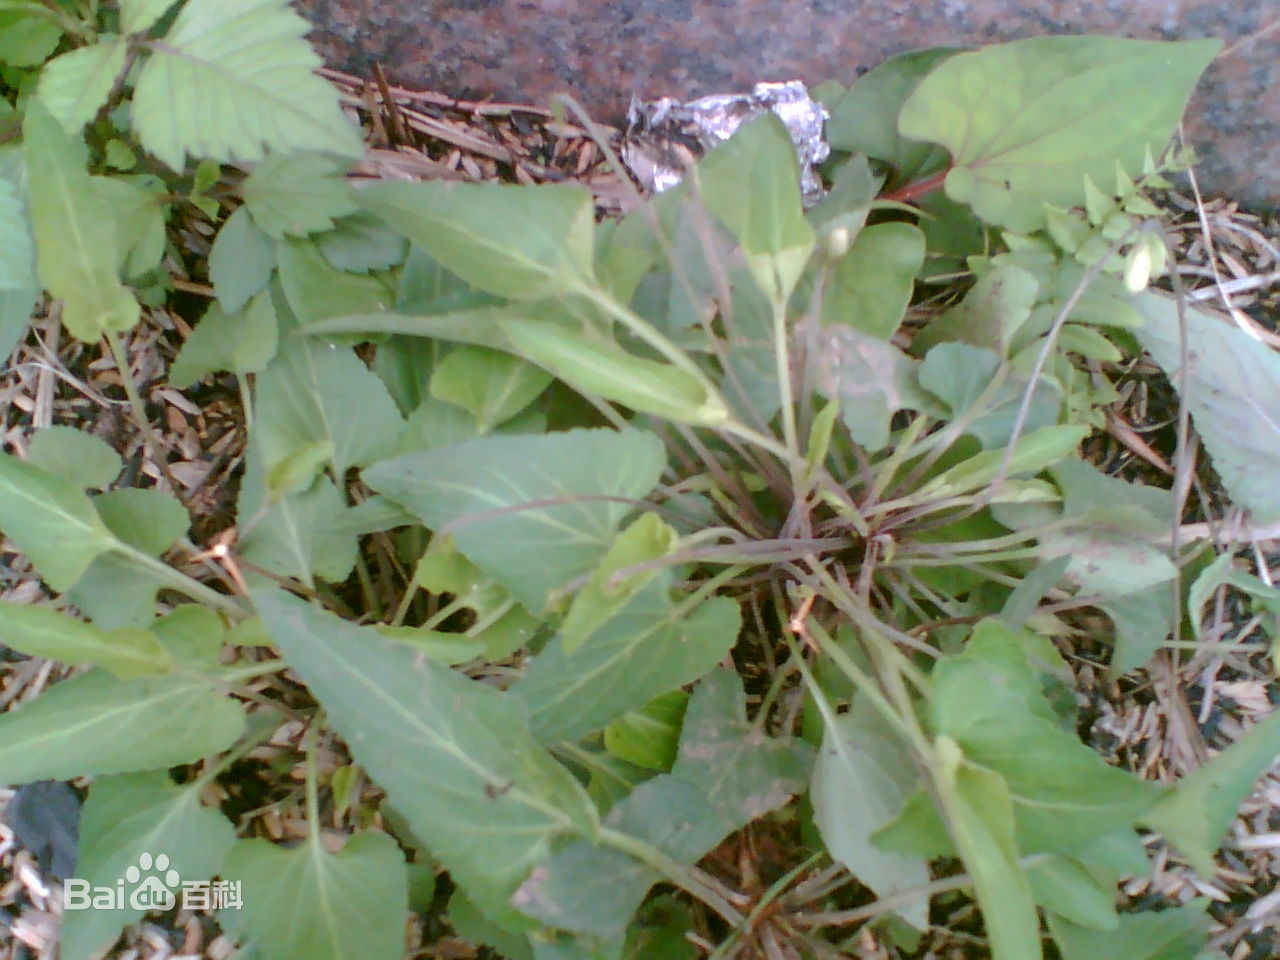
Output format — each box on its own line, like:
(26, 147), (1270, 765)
(1, 64), (1280, 960)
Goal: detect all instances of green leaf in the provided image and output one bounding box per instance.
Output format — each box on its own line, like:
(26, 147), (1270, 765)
(913, 262), (1040, 357)
(150, 604), (227, 670)
(254, 589), (596, 927)
(604, 691), (688, 772)
(918, 424), (1088, 498)
(518, 588), (740, 745)
(1133, 291), (1280, 523)
(131, 0), (362, 169)
(359, 180), (596, 299)
(277, 236), (394, 324)
(241, 153), (358, 238)
(0, 453), (116, 591)
(170, 289), (279, 387)
(24, 101), (139, 339)
(0, 12), (61, 66)
(1141, 708), (1280, 876)
(933, 740), (1043, 960)
(826, 47), (960, 187)
(514, 775), (729, 938)
(670, 667), (811, 824)
(696, 114), (815, 301)
(254, 320), (403, 480)
(59, 772), (237, 960)
(917, 343), (1061, 449)
(1047, 902), (1211, 960)
(810, 323), (933, 452)
(811, 701), (930, 927)
(0, 669), (244, 784)
(237, 454), (358, 586)
(560, 512), (678, 653)
(821, 222), (924, 339)
(119, 0), (181, 34)
(1027, 855), (1118, 930)
(502, 318), (727, 427)
(93, 174), (168, 278)
(35, 37), (127, 133)
(430, 345), (553, 432)
(0, 174), (32, 291)
(1188, 554), (1280, 644)
(210, 206), (276, 312)
(315, 210), (408, 274)
(899, 37), (1220, 232)
(0, 601), (171, 677)
(365, 428), (666, 615)
(932, 620), (1161, 853)
(224, 831), (408, 960)
(25, 424), (122, 489)
(94, 487), (188, 554)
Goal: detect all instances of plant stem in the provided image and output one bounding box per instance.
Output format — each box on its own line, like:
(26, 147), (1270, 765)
(598, 826), (745, 927)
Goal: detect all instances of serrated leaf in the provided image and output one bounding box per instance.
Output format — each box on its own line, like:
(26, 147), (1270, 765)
(1133, 291), (1280, 523)
(0, 601), (171, 677)
(24, 102), (139, 339)
(210, 205), (276, 312)
(0, 670), (244, 784)
(170, 289), (279, 387)
(254, 589), (596, 928)
(224, 831), (407, 960)
(430, 345), (552, 433)
(132, 0), (362, 169)
(365, 429), (666, 614)
(59, 772), (237, 960)
(241, 153), (357, 238)
(899, 37), (1220, 232)
(696, 114), (814, 301)
(35, 37), (127, 133)
(0, 453), (116, 591)
(821, 222), (924, 339)
(517, 589), (740, 745)
(812, 701), (930, 928)
(25, 425), (122, 489)
(359, 180), (596, 299)
(120, 0), (181, 34)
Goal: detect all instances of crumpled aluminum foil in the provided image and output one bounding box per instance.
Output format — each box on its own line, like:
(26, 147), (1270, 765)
(622, 80), (830, 203)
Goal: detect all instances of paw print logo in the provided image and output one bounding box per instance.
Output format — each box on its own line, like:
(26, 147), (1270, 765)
(125, 852), (180, 912)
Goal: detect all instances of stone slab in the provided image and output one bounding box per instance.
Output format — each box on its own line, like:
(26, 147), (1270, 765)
(296, 1), (1278, 208)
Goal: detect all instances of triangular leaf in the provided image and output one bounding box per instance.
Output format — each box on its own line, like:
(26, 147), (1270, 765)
(254, 589), (596, 927)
